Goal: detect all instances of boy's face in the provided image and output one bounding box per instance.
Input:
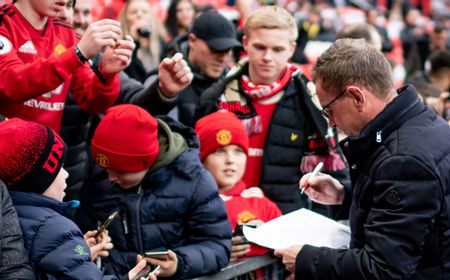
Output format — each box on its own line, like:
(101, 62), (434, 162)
(42, 167), (68, 201)
(243, 28), (295, 85)
(30, 0), (68, 18)
(106, 169), (148, 189)
(203, 145), (246, 192)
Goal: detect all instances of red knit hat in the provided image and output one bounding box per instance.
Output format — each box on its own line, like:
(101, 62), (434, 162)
(0, 118), (66, 194)
(195, 111), (249, 161)
(91, 104), (160, 172)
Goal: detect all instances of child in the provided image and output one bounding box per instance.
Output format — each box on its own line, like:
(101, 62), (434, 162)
(78, 104), (231, 278)
(0, 118), (155, 280)
(195, 111), (282, 261)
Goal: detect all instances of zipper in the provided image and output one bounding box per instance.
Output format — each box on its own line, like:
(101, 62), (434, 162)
(136, 185), (144, 254)
(375, 98), (419, 143)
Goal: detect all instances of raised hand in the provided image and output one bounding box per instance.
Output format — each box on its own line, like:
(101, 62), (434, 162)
(158, 53), (193, 98)
(76, 19), (122, 59)
(101, 35), (136, 75)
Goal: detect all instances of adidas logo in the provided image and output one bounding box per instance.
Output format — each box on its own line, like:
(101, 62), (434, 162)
(18, 41), (37, 54)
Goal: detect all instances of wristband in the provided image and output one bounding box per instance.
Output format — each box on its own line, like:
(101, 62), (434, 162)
(74, 45), (88, 63)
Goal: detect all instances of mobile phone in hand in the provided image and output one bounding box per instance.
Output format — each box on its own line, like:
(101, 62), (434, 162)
(232, 223), (256, 245)
(132, 265), (151, 280)
(94, 210), (119, 239)
(143, 251), (170, 260)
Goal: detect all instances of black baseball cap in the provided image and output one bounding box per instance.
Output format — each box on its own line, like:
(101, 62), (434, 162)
(191, 11), (242, 52)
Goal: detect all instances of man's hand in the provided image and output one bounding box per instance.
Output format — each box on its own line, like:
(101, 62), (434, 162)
(158, 53), (193, 98)
(84, 229), (114, 261)
(77, 19), (122, 59)
(274, 245), (303, 274)
(299, 172), (345, 205)
(144, 249), (178, 277)
(101, 35), (136, 75)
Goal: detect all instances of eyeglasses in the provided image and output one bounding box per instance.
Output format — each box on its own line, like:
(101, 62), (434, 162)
(321, 88), (348, 119)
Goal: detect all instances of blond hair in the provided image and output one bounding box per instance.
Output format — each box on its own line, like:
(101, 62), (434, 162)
(244, 6), (298, 42)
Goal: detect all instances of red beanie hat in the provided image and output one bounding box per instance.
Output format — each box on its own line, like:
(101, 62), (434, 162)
(195, 111), (249, 161)
(0, 118), (66, 194)
(91, 104), (160, 172)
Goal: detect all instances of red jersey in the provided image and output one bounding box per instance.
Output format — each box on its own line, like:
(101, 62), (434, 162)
(221, 180), (282, 257)
(242, 99), (277, 188)
(0, 4), (119, 132)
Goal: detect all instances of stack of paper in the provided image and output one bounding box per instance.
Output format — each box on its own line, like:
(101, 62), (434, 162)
(243, 208), (351, 250)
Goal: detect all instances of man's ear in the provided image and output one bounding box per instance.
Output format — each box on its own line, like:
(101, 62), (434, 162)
(188, 33), (196, 46)
(242, 35), (248, 52)
(289, 41), (297, 56)
(347, 86), (365, 112)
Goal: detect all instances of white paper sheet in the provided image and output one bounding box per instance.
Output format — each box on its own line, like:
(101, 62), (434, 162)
(243, 208), (351, 250)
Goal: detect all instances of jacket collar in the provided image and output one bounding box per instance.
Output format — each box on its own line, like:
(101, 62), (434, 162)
(340, 84), (424, 166)
(9, 191), (79, 216)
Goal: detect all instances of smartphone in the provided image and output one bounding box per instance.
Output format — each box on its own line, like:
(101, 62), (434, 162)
(143, 251), (170, 260)
(132, 265), (151, 280)
(232, 223), (256, 245)
(94, 210), (119, 239)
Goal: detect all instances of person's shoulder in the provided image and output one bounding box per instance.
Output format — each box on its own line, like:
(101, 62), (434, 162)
(0, 4), (17, 27)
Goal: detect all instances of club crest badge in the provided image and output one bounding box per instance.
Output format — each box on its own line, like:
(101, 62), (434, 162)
(216, 129), (232, 145)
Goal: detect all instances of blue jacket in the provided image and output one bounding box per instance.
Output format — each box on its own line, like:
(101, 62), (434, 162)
(297, 85), (450, 279)
(76, 117), (231, 279)
(10, 191), (117, 280)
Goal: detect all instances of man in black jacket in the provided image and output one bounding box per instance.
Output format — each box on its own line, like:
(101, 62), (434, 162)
(275, 38), (450, 279)
(194, 6), (347, 214)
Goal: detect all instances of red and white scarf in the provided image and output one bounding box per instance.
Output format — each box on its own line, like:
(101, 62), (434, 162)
(240, 64), (298, 102)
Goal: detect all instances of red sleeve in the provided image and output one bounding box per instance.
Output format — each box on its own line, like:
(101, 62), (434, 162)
(70, 62), (119, 114)
(0, 42), (84, 103)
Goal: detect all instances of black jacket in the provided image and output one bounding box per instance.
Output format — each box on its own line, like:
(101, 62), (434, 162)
(194, 61), (348, 214)
(0, 181), (35, 279)
(297, 85), (450, 279)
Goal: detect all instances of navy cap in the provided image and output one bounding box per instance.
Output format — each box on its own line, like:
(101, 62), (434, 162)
(191, 11), (241, 51)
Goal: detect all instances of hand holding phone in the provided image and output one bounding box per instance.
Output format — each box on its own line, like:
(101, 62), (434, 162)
(143, 251), (170, 261)
(95, 210), (119, 240)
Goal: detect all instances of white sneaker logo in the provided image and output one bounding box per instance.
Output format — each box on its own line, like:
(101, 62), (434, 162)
(18, 40), (37, 54)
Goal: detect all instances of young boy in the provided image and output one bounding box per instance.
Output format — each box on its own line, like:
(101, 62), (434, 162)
(195, 111), (282, 261)
(0, 0), (134, 131)
(78, 104), (231, 278)
(0, 118), (155, 280)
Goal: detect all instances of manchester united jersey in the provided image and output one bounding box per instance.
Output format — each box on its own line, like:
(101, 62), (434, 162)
(0, 4), (119, 131)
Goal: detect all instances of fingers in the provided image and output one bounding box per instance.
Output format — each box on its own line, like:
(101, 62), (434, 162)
(78, 19), (122, 58)
(128, 259), (148, 280)
(273, 248), (284, 258)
